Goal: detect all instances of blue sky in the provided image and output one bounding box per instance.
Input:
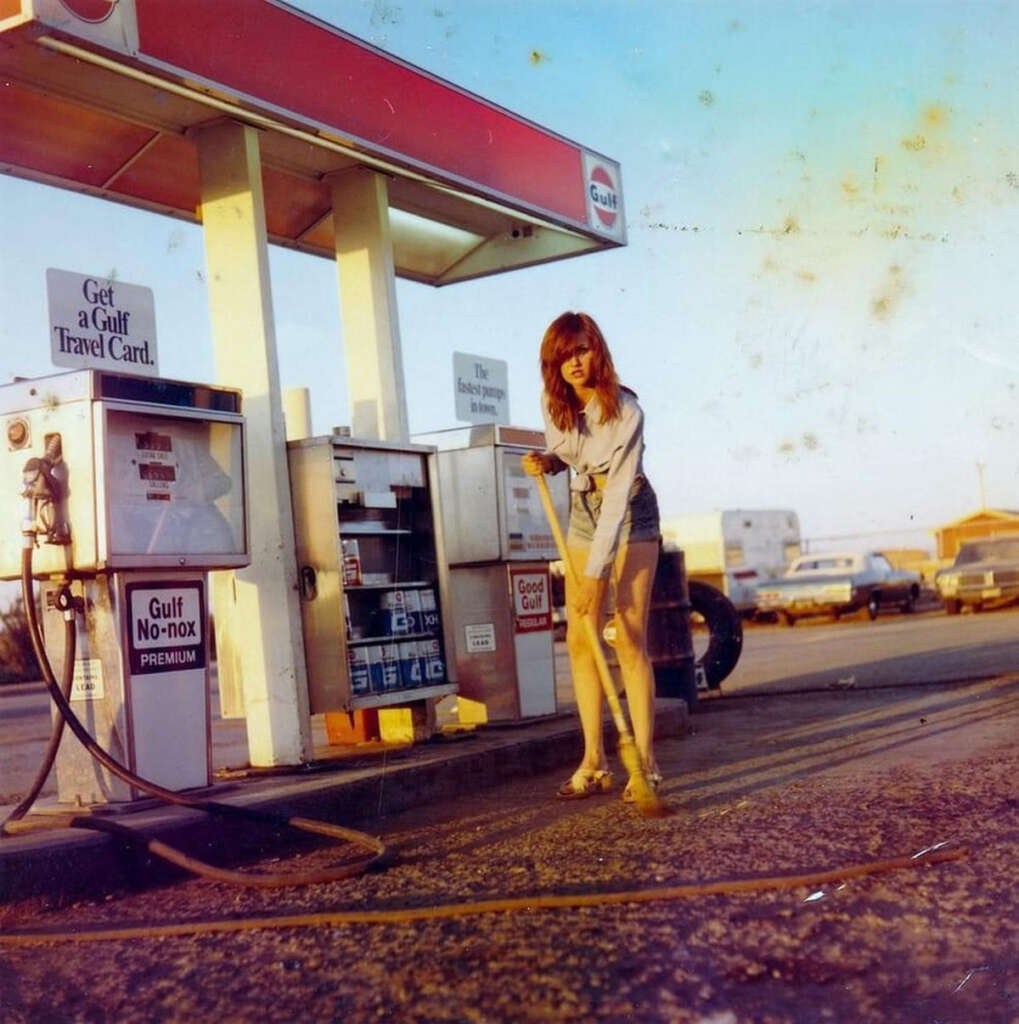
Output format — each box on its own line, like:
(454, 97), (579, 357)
(3, 1), (1019, 553)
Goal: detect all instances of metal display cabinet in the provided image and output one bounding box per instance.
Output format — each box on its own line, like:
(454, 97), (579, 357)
(287, 435), (457, 715)
(414, 425), (570, 724)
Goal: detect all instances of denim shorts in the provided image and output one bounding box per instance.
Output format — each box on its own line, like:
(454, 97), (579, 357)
(567, 475), (661, 548)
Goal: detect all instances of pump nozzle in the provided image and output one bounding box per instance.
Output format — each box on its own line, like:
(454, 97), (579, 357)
(20, 434), (70, 546)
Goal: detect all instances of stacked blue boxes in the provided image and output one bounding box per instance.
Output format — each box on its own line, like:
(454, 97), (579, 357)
(379, 589), (410, 636)
(347, 645), (371, 696)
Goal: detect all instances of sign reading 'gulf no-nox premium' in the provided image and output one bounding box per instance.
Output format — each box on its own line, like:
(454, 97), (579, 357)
(47, 268), (158, 376)
(127, 581), (205, 676)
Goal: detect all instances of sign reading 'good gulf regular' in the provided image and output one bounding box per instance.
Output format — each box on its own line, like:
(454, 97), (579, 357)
(47, 268), (158, 376)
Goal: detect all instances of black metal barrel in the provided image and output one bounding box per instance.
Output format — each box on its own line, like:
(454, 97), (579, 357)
(647, 549), (698, 708)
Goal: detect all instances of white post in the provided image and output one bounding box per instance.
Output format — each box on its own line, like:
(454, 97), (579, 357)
(192, 119), (312, 765)
(284, 386), (312, 441)
(330, 168), (409, 442)
(330, 167), (427, 742)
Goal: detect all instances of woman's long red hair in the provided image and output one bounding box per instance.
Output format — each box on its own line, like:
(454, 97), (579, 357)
(540, 312), (621, 431)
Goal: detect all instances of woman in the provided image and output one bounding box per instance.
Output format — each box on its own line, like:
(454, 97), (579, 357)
(522, 311), (662, 800)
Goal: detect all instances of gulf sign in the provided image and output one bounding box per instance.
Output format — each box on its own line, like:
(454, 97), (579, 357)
(32, 0), (139, 50)
(510, 566), (552, 635)
(583, 151), (625, 241)
(58, 0), (116, 21)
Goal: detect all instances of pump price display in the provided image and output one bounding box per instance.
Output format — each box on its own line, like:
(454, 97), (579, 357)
(509, 567), (552, 634)
(139, 463), (177, 482)
(126, 581), (206, 676)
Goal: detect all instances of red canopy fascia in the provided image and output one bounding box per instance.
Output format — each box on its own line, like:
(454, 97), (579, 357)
(0, 0), (626, 284)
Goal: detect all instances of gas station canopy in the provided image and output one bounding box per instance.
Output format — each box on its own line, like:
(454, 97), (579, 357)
(0, 0), (626, 285)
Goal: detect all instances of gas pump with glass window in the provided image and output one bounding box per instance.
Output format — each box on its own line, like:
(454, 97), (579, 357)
(415, 425), (570, 724)
(0, 370), (247, 807)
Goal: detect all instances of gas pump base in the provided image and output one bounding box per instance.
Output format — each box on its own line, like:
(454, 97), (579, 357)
(41, 572), (213, 807)
(25, 783), (239, 820)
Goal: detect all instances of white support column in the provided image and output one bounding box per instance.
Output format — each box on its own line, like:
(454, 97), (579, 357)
(283, 386), (312, 441)
(330, 168), (409, 442)
(192, 119), (312, 765)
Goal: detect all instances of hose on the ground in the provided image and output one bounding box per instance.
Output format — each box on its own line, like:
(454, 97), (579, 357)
(0, 845), (966, 945)
(3, 545), (387, 887)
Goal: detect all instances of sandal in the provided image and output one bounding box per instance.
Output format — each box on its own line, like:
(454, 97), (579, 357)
(621, 771), (663, 803)
(556, 768), (614, 800)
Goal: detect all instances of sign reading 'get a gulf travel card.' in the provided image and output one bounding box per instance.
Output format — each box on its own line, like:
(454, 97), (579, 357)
(47, 268), (158, 376)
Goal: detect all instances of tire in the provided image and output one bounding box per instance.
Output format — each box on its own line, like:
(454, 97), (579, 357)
(688, 580), (744, 689)
(901, 587), (917, 614)
(944, 598), (961, 616)
(865, 593), (880, 620)
(779, 610), (796, 627)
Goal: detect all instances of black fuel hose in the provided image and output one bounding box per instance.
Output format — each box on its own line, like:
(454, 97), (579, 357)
(5, 546), (387, 887)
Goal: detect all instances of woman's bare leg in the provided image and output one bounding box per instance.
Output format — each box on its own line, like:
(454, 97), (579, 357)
(610, 540), (660, 773)
(564, 543), (609, 772)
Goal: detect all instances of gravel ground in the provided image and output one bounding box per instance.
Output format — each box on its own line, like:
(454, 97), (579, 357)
(1, 682), (1016, 1023)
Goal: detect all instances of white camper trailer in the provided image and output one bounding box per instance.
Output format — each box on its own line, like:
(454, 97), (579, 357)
(660, 509), (801, 615)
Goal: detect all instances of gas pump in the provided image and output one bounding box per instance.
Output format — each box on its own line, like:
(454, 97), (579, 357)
(1, 370), (247, 806)
(416, 425), (570, 724)
(0, 369), (386, 884)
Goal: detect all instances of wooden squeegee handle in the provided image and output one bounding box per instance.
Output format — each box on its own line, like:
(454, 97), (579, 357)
(533, 472), (634, 744)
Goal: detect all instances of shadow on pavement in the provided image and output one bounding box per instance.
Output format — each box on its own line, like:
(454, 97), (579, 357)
(724, 635), (1019, 693)
(670, 678), (1019, 811)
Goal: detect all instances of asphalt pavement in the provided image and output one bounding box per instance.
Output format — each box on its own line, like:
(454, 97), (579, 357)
(4, 606), (1019, 903)
(0, 673), (1016, 1023)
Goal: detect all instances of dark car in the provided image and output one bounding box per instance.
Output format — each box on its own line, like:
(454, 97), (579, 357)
(935, 536), (1019, 614)
(756, 551), (921, 625)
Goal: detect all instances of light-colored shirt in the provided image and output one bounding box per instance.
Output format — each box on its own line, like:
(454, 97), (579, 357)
(542, 388), (648, 579)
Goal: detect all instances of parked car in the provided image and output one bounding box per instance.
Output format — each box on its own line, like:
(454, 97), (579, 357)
(756, 551), (921, 625)
(935, 536), (1019, 614)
